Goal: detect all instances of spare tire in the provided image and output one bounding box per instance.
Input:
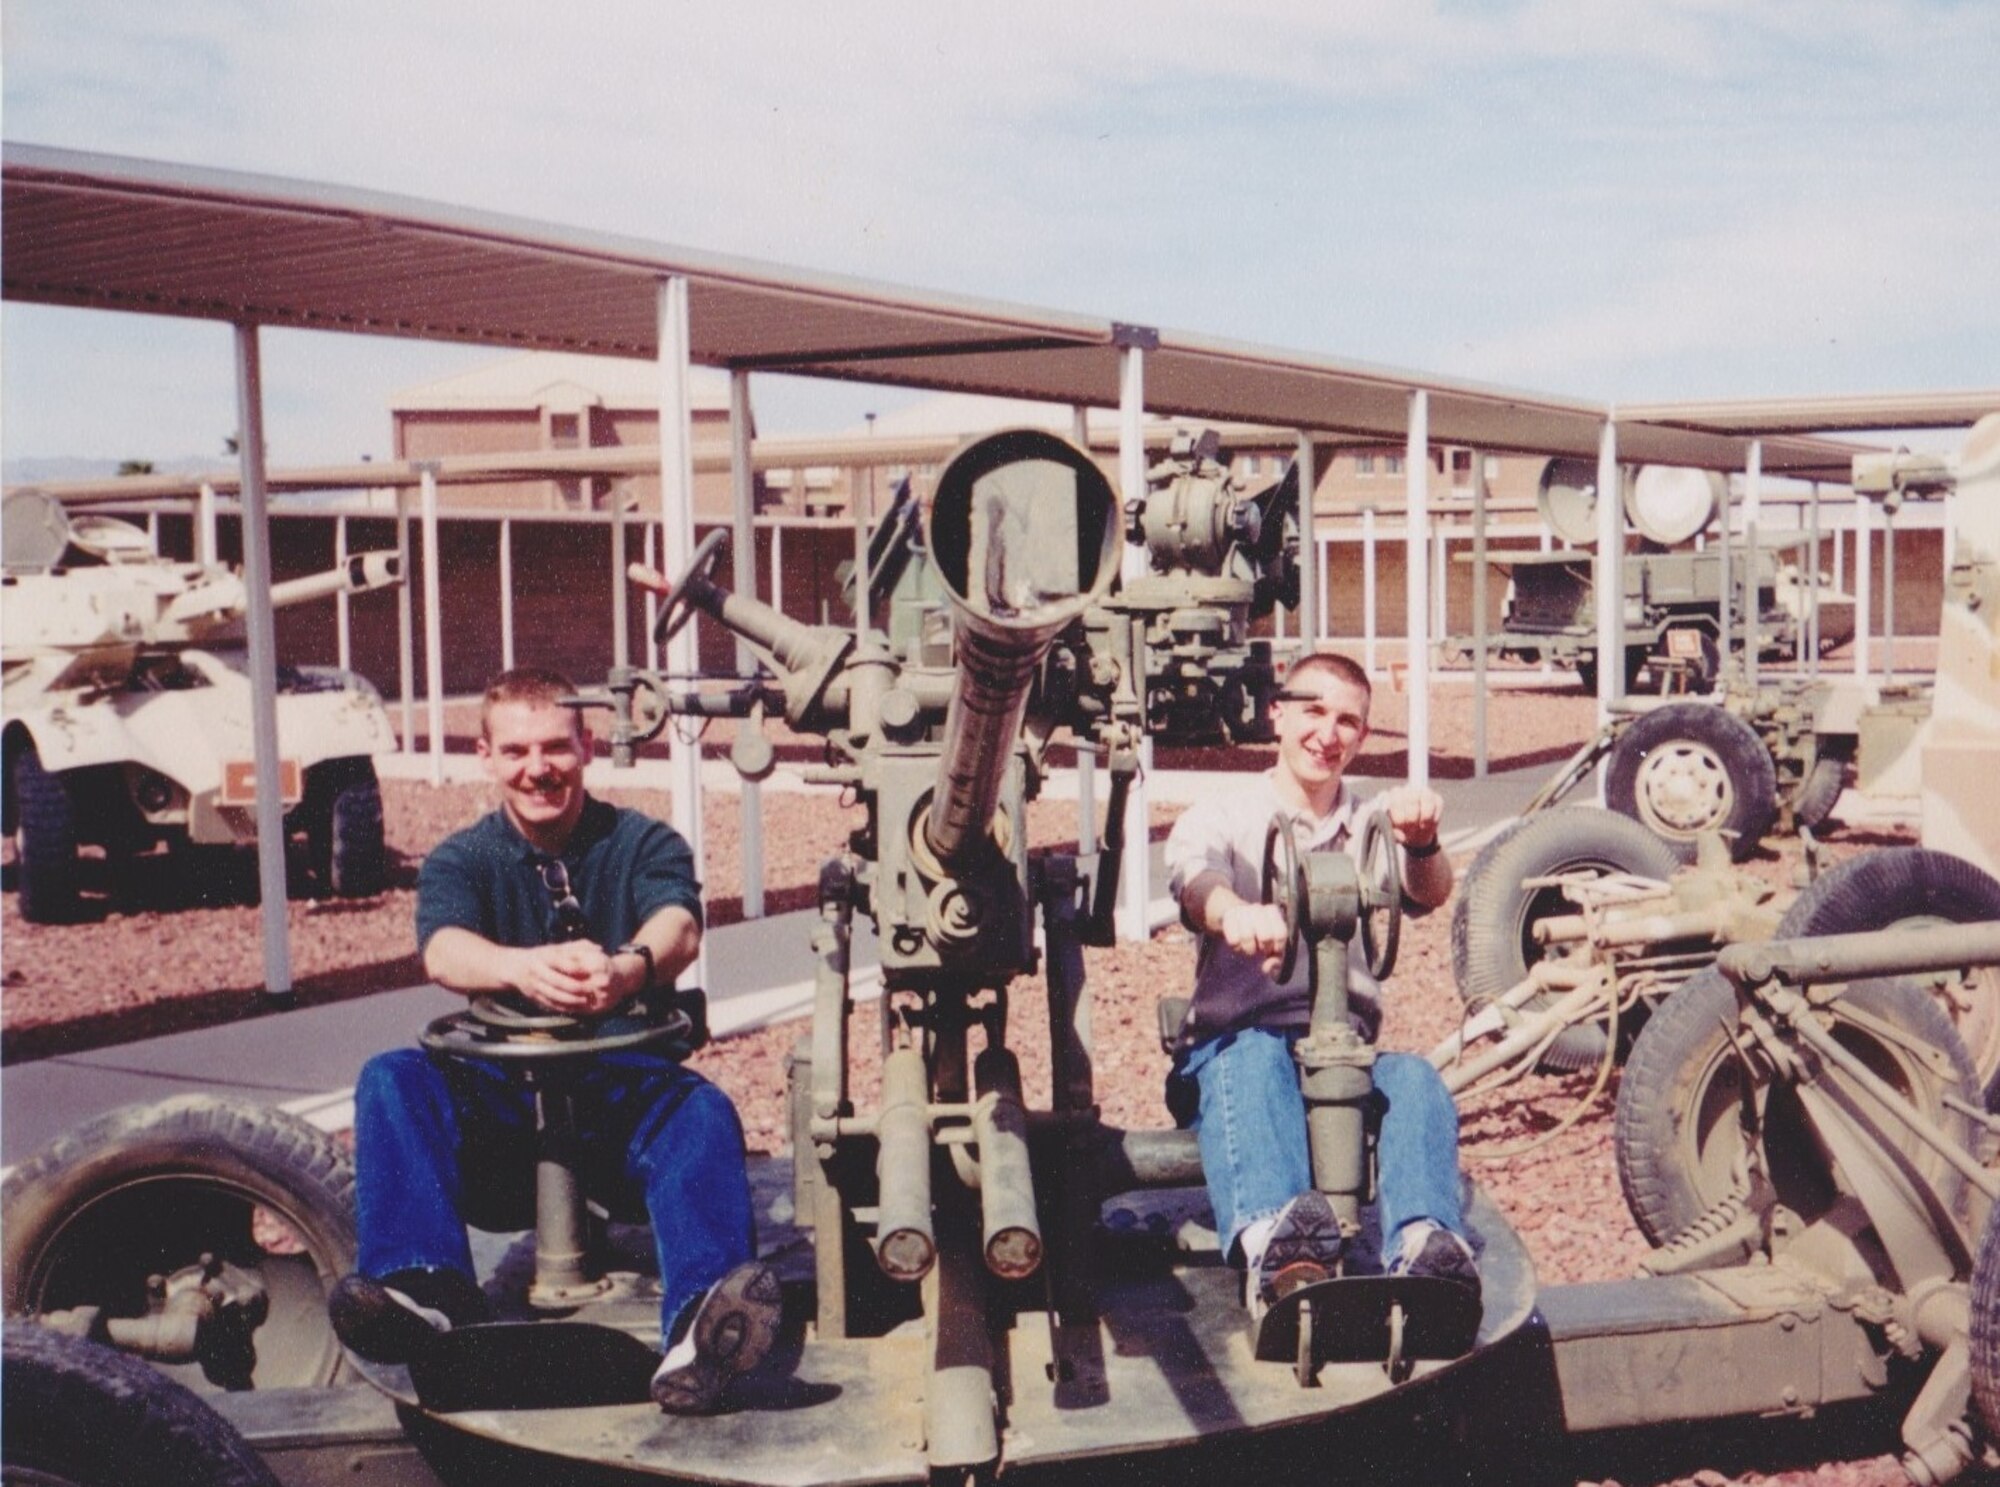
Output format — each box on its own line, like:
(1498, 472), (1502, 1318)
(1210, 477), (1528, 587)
(2, 1095), (356, 1393)
(1605, 702), (1776, 863)
(1452, 809), (1682, 1071)
(2, 1322), (281, 1487)
(1776, 847), (2000, 1105)
(1614, 969), (1979, 1253)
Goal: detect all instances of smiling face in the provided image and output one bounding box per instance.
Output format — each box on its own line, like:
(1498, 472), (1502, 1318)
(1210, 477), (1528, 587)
(1270, 668), (1371, 812)
(478, 699), (592, 849)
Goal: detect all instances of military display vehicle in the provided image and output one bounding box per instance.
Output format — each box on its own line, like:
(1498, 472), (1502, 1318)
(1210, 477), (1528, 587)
(1520, 418), (1992, 874)
(1, 488), (403, 923)
(1447, 458), (1854, 694)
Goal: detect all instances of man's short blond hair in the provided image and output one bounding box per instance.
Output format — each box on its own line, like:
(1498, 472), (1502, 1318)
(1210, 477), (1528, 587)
(1283, 650), (1372, 707)
(480, 666), (583, 740)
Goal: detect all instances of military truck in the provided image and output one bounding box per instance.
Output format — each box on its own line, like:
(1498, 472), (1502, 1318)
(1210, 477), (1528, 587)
(1447, 458), (1854, 693)
(1, 489), (403, 923)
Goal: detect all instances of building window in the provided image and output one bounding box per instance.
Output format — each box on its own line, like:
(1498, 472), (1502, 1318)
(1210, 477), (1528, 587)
(1355, 453), (1376, 476)
(550, 413), (580, 449)
(1384, 453), (1405, 476)
(1450, 448), (1473, 483)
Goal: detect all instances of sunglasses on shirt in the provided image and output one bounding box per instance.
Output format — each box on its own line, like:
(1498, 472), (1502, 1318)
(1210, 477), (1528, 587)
(539, 858), (589, 942)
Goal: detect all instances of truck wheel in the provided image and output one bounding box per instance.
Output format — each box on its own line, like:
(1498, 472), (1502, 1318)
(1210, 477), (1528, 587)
(2, 1322), (281, 1487)
(1970, 1204), (2000, 1445)
(1789, 736), (1854, 831)
(1776, 847), (2000, 1105)
(306, 758), (384, 898)
(13, 744), (81, 924)
(2, 1095), (356, 1393)
(1614, 969), (1978, 1252)
(1604, 702), (1776, 863)
(1452, 809), (1682, 1072)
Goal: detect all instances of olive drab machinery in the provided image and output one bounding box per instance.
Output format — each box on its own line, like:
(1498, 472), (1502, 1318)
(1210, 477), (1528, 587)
(1, 489), (403, 920)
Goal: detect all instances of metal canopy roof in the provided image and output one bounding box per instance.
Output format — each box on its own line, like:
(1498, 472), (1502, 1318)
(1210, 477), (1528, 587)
(7, 142), (1989, 481)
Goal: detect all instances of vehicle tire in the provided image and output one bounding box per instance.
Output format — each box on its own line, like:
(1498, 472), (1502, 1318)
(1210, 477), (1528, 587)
(1451, 808), (1682, 1072)
(2, 1322), (281, 1487)
(2, 1095), (356, 1393)
(1604, 702), (1777, 863)
(1776, 847), (2000, 1106)
(1970, 1203), (2000, 1445)
(13, 743), (81, 924)
(1614, 969), (1979, 1253)
(306, 758), (384, 898)
(1790, 736), (1854, 831)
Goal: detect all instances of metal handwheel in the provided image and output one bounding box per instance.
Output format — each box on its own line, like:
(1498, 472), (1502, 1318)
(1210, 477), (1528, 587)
(1261, 815), (1309, 985)
(421, 992), (699, 1065)
(651, 528), (730, 645)
(1356, 812), (1403, 980)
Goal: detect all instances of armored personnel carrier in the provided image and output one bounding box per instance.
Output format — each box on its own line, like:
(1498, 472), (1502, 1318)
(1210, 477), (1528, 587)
(1, 489), (403, 923)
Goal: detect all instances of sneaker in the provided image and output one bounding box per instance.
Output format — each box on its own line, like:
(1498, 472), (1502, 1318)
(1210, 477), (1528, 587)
(1247, 1192), (1344, 1318)
(1387, 1221), (1481, 1298)
(650, 1261), (784, 1415)
(328, 1274), (453, 1364)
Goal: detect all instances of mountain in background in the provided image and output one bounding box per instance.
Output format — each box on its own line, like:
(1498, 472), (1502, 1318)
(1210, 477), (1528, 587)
(4, 455), (236, 486)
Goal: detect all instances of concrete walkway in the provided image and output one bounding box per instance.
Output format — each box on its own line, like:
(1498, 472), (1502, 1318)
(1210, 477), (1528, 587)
(1, 763), (1549, 1169)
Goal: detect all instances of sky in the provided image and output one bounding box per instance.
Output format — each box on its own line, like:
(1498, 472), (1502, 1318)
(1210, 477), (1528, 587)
(3, 0), (1996, 470)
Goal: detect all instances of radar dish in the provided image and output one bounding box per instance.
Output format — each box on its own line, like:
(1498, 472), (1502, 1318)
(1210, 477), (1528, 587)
(2, 490), (73, 575)
(1626, 466), (1721, 547)
(1536, 458), (1602, 547)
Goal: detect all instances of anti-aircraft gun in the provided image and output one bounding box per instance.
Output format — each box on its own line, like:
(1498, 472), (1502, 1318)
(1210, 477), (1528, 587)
(1, 488), (403, 922)
(842, 427), (1300, 747)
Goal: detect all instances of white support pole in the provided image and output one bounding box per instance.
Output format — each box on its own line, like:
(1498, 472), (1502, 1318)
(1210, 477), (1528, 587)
(499, 519), (517, 672)
(396, 486), (415, 753)
(1594, 418), (1623, 732)
(231, 324), (293, 1000)
(1470, 450), (1489, 780)
(658, 278), (708, 988)
(1117, 344), (1152, 941)
(640, 523), (658, 656)
(1362, 507), (1379, 676)
(1805, 482), (1821, 675)
(730, 369), (764, 920)
(610, 493), (630, 671)
(1744, 441), (1762, 687)
(1317, 534), (1330, 640)
(1072, 405), (1096, 857)
(1295, 433), (1318, 648)
(334, 514), (352, 672)
(419, 463), (446, 788)
(1404, 391), (1431, 790)
(198, 482), (220, 566)
(1853, 494), (1873, 678)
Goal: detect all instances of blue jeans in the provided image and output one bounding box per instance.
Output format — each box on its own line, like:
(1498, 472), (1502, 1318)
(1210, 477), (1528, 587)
(354, 1047), (756, 1338)
(1174, 1027), (1464, 1263)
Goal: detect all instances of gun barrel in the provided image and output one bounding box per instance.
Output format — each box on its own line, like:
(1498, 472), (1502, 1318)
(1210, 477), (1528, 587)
(874, 1046), (937, 1283)
(971, 1048), (1042, 1280)
(923, 430), (1120, 870)
(269, 550), (404, 608)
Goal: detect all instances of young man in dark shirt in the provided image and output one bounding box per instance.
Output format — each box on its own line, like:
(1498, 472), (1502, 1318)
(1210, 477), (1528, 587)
(329, 667), (777, 1414)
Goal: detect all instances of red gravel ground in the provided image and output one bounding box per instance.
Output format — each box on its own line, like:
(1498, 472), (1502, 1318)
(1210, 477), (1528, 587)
(0, 679), (1935, 1485)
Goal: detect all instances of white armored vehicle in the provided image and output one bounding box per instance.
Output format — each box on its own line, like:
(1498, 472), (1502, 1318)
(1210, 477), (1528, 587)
(2, 489), (402, 923)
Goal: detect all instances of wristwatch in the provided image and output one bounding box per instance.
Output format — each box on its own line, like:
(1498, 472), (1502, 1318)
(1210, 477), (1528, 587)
(613, 942), (655, 989)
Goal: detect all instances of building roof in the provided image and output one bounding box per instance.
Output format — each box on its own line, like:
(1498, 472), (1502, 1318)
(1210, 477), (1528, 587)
(389, 352), (733, 414)
(8, 143), (1994, 480)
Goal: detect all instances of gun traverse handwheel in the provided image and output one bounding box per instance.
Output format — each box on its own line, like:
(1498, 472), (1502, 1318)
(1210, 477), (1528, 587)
(420, 996), (697, 1064)
(651, 528), (730, 645)
(1261, 815), (1308, 985)
(1356, 812), (1403, 979)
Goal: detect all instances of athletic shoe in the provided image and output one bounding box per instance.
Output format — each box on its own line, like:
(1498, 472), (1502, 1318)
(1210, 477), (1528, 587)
(328, 1275), (453, 1364)
(650, 1261), (784, 1415)
(1248, 1192), (1345, 1318)
(1387, 1221), (1481, 1298)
